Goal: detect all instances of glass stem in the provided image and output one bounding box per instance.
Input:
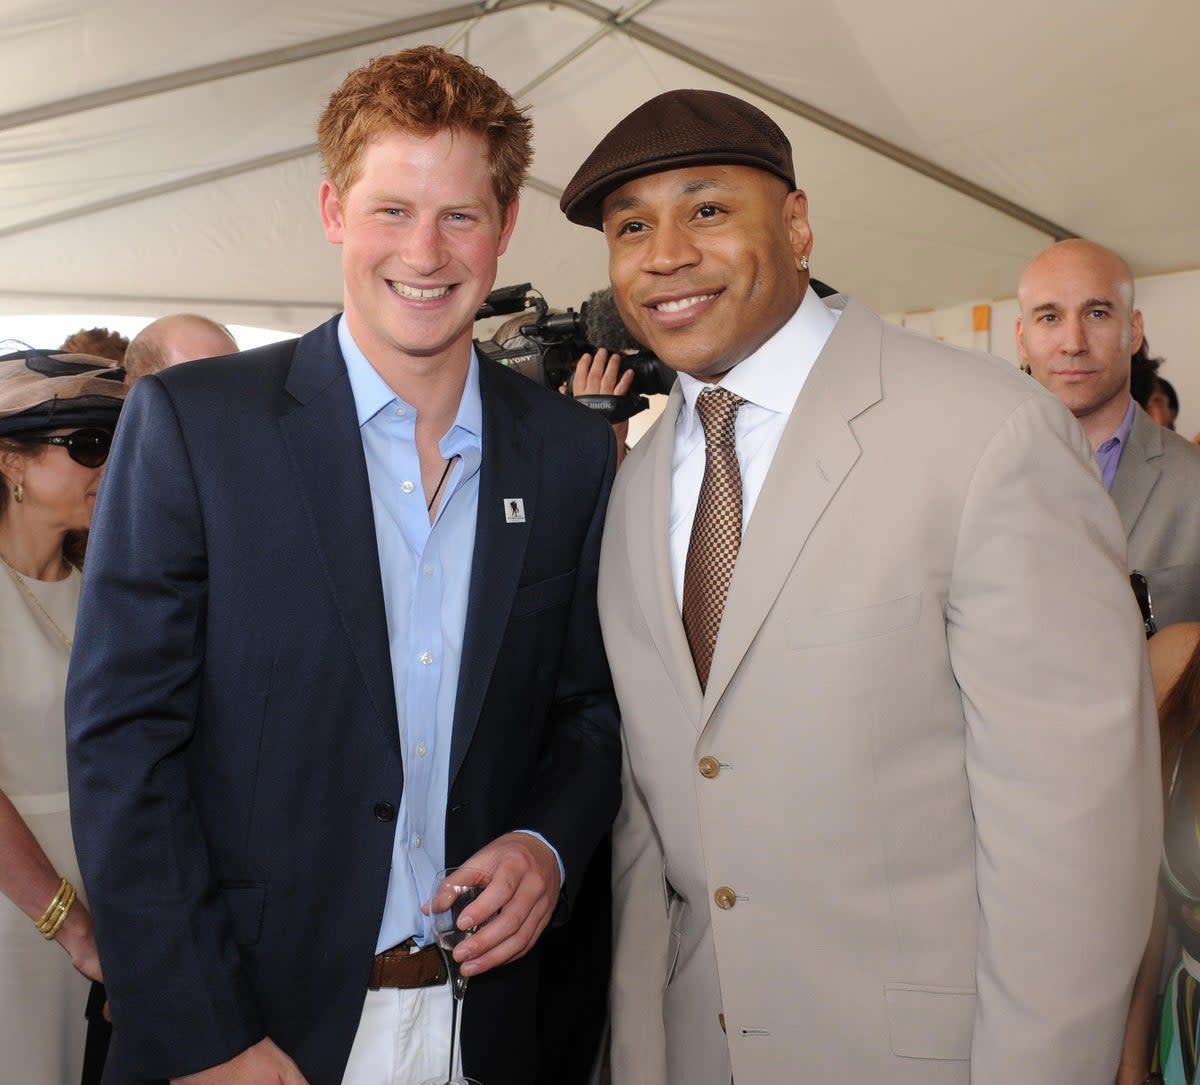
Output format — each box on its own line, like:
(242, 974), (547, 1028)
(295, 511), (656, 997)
(448, 989), (463, 1084)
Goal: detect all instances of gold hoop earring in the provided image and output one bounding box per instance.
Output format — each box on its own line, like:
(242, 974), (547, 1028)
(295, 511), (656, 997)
(12, 481), (23, 504)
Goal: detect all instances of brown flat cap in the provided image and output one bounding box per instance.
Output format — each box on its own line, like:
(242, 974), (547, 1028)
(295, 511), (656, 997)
(561, 89), (796, 230)
(0, 349), (127, 436)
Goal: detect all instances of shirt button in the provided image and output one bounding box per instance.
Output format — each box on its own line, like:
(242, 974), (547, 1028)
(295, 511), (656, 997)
(416, 742), (428, 757)
(401, 480), (415, 494)
(423, 563), (434, 576)
(373, 801), (396, 822)
(395, 406), (407, 417)
(419, 651), (433, 665)
(412, 834), (422, 848)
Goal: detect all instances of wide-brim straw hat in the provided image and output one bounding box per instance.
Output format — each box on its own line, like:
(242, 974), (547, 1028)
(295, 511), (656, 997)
(0, 348), (127, 436)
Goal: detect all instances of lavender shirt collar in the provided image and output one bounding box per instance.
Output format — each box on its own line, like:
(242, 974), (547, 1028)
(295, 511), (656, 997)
(1095, 397), (1137, 491)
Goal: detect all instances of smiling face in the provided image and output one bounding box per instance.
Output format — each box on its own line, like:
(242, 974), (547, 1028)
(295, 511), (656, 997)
(319, 127), (517, 375)
(1016, 240), (1144, 425)
(601, 164), (812, 381)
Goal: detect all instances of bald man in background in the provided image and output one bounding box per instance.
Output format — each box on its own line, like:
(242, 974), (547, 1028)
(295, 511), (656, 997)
(123, 313), (239, 384)
(1017, 239), (1200, 626)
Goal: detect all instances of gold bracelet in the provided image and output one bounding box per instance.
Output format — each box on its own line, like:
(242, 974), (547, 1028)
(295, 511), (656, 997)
(39, 882), (76, 940)
(34, 878), (76, 939)
(34, 878), (70, 929)
(36, 880), (74, 938)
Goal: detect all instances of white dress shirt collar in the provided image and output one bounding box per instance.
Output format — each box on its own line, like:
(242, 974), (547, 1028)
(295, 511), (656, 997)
(675, 286), (839, 439)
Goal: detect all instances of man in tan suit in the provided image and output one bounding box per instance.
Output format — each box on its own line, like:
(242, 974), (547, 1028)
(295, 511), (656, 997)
(1017, 239), (1200, 627)
(560, 91), (1161, 1084)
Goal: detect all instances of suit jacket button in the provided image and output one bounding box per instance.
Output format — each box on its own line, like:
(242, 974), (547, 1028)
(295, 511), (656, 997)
(698, 756), (721, 779)
(373, 801), (396, 822)
(714, 885), (737, 910)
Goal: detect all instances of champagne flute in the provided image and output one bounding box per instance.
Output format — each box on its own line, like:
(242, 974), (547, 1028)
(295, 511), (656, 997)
(419, 866), (490, 1085)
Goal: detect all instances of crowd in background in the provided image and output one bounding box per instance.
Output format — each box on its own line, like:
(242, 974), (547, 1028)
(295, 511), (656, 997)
(1, 43), (1200, 1085)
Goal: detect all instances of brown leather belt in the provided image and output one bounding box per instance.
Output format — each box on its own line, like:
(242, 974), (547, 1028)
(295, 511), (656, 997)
(368, 939), (448, 990)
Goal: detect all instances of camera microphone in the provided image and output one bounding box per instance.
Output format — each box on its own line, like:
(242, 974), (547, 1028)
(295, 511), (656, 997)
(582, 288), (644, 355)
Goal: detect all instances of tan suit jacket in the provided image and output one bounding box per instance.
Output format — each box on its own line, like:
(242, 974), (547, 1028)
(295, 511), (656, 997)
(1111, 403), (1200, 627)
(600, 297), (1161, 1084)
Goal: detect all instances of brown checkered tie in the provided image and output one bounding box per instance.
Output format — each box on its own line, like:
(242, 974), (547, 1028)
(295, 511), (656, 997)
(682, 388), (746, 691)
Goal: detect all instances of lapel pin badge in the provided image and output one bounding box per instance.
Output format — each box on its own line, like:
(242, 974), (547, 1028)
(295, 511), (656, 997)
(504, 498), (526, 524)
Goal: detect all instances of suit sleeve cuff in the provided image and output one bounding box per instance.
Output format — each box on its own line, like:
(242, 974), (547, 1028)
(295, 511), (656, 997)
(513, 829), (566, 885)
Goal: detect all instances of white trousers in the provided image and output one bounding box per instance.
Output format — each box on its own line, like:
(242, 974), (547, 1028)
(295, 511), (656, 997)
(341, 982), (465, 1085)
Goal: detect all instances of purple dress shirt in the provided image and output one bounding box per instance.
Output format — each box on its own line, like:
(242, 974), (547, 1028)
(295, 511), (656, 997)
(1095, 398), (1137, 491)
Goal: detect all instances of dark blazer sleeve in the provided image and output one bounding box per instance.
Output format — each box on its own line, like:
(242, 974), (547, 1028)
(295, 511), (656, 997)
(66, 375), (265, 1077)
(510, 417), (621, 910)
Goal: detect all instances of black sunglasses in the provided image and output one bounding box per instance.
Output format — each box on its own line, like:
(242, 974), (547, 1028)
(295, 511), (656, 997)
(1130, 571), (1158, 639)
(25, 428), (112, 468)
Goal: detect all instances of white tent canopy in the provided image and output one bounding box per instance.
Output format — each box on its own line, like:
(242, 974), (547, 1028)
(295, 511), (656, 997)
(2, 0), (1198, 334)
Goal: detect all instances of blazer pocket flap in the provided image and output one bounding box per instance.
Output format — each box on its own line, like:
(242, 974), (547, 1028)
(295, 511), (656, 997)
(1139, 561), (1200, 596)
(220, 884), (266, 946)
(885, 983), (975, 1060)
(511, 569), (576, 619)
(789, 593), (922, 648)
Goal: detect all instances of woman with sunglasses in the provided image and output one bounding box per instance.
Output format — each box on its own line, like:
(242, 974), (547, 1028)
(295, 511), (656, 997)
(0, 348), (126, 1083)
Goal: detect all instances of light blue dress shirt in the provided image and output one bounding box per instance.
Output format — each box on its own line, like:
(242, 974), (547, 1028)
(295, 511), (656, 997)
(339, 319), (482, 953)
(339, 320), (561, 953)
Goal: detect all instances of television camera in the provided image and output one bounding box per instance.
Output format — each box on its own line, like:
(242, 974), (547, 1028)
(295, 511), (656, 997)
(474, 283), (675, 423)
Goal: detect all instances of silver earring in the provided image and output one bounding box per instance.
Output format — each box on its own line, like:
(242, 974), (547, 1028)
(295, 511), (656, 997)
(800, 256), (810, 271)
(13, 481), (23, 504)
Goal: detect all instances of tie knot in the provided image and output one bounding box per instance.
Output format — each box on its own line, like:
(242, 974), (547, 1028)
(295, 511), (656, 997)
(695, 388), (744, 447)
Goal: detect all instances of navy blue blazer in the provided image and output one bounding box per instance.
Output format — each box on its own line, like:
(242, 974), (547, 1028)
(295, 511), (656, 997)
(66, 317), (621, 1084)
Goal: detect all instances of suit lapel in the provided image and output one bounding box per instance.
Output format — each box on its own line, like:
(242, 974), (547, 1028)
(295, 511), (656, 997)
(701, 299), (883, 725)
(1109, 406), (1162, 536)
(625, 387), (705, 723)
(276, 320), (401, 755)
(449, 362), (540, 785)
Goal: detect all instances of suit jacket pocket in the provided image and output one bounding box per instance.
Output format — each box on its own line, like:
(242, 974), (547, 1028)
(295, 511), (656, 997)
(788, 593), (922, 648)
(220, 883), (266, 947)
(885, 982), (975, 1060)
(1139, 562), (1200, 616)
(511, 568), (576, 620)
(664, 892), (688, 990)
